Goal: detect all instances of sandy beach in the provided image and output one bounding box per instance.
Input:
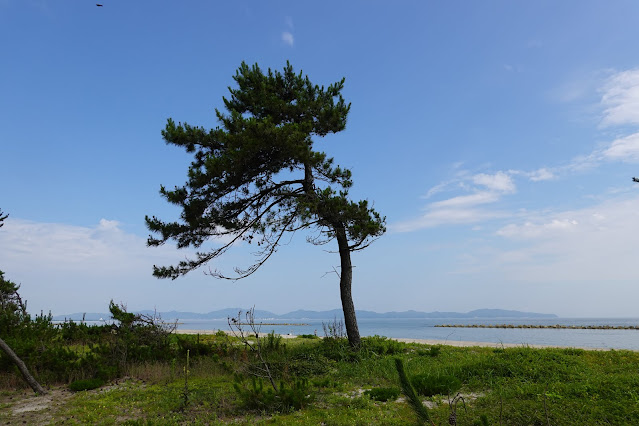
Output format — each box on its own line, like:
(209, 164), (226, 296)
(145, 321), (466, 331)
(176, 329), (600, 350)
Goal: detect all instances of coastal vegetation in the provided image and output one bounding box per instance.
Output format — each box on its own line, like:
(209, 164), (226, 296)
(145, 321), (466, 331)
(1, 305), (639, 424)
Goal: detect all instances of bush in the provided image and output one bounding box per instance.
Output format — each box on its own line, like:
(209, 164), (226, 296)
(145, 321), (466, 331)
(176, 335), (215, 356)
(319, 337), (353, 361)
(417, 345), (442, 357)
(264, 331), (284, 353)
(361, 335), (405, 356)
(365, 387), (400, 401)
(286, 352), (331, 377)
(411, 373), (461, 397)
(69, 378), (105, 392)
(233, 376), (313, 413)
(298, 334), (319, 339)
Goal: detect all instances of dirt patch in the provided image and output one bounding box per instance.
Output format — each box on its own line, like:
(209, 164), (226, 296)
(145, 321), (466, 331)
(397, 391), (486, 409)
(0, 387), (73, 424)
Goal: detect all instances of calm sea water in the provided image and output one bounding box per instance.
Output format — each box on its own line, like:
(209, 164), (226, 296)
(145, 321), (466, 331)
(175, 317), (639, 350)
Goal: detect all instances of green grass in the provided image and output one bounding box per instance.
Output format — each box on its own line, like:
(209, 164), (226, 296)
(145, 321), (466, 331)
(3, 335), (639, 424)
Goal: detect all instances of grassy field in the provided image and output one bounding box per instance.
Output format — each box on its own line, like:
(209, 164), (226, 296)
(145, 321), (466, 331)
(2, 332), (639, 425)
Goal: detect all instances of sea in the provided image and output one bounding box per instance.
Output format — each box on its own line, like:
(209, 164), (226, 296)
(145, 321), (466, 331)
(174, 317), (639, 350)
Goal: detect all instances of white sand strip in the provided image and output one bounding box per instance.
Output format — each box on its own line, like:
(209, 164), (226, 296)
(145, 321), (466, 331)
(176, 329), (610, 349)
(177, 329), (300, 339)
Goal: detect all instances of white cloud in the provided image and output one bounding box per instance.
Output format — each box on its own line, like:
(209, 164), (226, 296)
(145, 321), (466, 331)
(0, 218), (173, 274)
(490, 196), (639, 282)
(392, 207), (508, 233)
(496, 218), (579, 239)
(281, 32), (294, 47)
(528, 168), (555, 182)
(472, 171), (516, 193)
(394, 170), (520, 232)
(429, 192), (499, 209)
(600, 68), (639, 127)
(393, 172), (515, 232)
(602, 132), (639, 162)
(0, 217), (351, 317)
(0, 218), (225, 314)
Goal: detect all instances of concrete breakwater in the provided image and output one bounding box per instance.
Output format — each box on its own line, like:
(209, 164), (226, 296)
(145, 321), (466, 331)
(435, 324), (639, 330)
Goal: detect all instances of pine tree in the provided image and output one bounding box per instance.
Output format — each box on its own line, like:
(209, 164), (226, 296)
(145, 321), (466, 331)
(0, 209), (47, 395)
(146, 62), (385, 347)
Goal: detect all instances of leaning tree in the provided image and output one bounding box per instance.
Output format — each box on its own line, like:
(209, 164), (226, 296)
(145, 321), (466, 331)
(146, 62), (385, 347)
(0, 209), (47, 394)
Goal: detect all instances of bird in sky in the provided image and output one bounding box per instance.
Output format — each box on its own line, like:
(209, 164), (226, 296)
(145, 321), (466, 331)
(96, 3), (103, 6)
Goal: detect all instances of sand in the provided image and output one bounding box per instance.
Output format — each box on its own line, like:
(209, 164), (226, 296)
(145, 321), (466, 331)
(176, 329), (601, 349)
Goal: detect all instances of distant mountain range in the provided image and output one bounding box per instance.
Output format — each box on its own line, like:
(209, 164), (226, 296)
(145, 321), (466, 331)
(53, 308), (557, 322)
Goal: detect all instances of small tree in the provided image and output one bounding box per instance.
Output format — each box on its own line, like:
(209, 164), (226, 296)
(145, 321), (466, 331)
(146, 62), (385, 347)
(0, 209), (47, 394)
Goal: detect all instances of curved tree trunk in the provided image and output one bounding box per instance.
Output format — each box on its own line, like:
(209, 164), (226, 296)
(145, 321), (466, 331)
(0, 336), (47, 395)
(335, 226), (360, 348)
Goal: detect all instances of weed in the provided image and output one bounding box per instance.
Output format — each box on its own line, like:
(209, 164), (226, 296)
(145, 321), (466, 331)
(233, 375), (313, 413)
(298, 334), (319, 339)
(411, 372), (462, 397)
(69, 378), (105, 392)
(179, 350), (190, 410)
(361, 335), (406, 356)
(417, 345), (442, 357)
(365, 386), (400, 401)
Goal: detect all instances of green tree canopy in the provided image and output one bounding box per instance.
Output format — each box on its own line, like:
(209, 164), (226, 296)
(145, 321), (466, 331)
(146, 62), (385, 347)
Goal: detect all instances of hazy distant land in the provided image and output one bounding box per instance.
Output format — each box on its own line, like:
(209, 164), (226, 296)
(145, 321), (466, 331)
(53, 308), (557, 322)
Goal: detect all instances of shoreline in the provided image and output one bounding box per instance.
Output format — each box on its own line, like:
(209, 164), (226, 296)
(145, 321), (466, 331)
(175, 329), (610, 350)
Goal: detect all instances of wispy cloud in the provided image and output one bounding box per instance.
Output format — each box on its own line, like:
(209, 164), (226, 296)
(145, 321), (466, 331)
(527, 168), (555, 182)
(429, 191), (500, 209)
(473, 171), (516, 193)
(397, 67), (639, 234)
(0, 218), (231, 314)
(491, 196), (639, 282)
(527, 68), (639, 178)
(602, 132), (639, 162)
(497, 218), (579, 239)
(600, 68), (639, 127)
(281, 16), (294, 47)
(393, 171), (515, 232)
(0, 218), (177, 274)
(281, 32), (294, 47)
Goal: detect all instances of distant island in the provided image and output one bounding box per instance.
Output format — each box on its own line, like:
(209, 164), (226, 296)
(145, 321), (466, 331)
(53, 308), (557, 322)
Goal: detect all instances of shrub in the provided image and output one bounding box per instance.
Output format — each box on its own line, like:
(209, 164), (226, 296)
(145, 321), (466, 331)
(233, 376), (313, 413)
(417, 345), (442, 357)
(286, 352), (331, 377)
(298, 334), (319, 339)
(365, 387), (400, 401)
(348, 395), (372, 409)
(361, 335), (406, 356)
(69, 378), (105, 392)
(176, 335), (215, 356)
(264, 331), (284, 353)
(411, 373), (462, 397)
(319, 336), (352, 361)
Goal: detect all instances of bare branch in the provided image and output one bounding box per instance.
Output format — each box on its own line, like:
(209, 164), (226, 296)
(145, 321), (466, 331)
(321, 266), (341, 279)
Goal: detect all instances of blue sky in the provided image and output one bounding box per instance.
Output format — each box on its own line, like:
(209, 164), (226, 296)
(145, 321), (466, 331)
(2, 1), (639, 317)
